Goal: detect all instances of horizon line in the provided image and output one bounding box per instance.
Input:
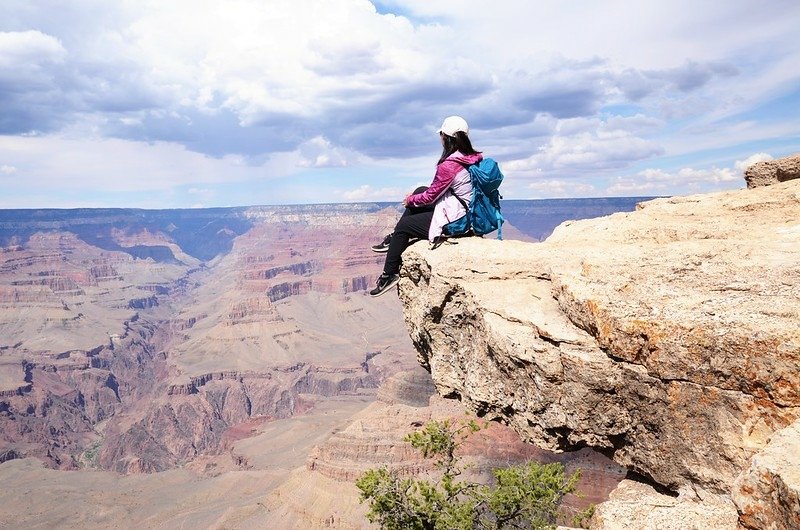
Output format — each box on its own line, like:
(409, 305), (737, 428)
(0, 195), (670, 212)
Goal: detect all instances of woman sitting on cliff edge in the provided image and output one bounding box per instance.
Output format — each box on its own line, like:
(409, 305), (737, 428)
(369, 116), (482, 297)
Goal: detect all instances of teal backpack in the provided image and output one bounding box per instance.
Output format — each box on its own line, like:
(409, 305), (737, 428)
(441, 157), (504, 240)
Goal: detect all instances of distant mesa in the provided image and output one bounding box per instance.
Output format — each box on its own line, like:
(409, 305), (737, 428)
(122, 245), (178, 263)
(0, 207), (257, 262)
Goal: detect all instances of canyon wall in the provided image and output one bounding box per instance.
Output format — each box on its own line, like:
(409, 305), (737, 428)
(399, 174), (799, 528)
(0, 231), (183, 468)
(0, 204), (415, 472)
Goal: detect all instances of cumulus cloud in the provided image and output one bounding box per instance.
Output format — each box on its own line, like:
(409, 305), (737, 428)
(526, 179), (598, 199)
(503, 116), (664, 177)
(109, 0), (493, 155)
(0, 30), (69, 134)
(615, 60), (739, 103)
(0, 1), (750, 157)
(603, 114), (664, 133)
(518, 88), (601, 119)
(340, 184), (404, 201)
(735, 152), (773, 171)
(0, 30), (66, 67)
(0, 23), (167, 134)
(606, 153), (765, 195)
(296, 136), (362, 168)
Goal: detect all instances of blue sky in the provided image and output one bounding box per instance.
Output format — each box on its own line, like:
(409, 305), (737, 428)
(1, 0), (799, 208)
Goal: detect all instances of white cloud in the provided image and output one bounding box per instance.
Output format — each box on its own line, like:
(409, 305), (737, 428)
(296, 136), (360, 168)
(604, 114), (664, 133)
(0, 30), (66, 67)
(118, 0), (480, 125)
(379, 1), (800, 70)
(503, 120), (664, 177)
(0, 134), (282, 193)
(0, 164), (17, 175)
(340, 185), (404, 201)
(606, 153), (766, 195)
(526, 179), (597, 198)
(734, 152), (773, 172)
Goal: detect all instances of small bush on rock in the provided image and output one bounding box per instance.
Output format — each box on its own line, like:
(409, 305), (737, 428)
(356, 419), (590, 529)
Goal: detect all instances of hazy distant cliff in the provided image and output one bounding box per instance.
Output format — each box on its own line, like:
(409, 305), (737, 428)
(398, 156), (800, 529)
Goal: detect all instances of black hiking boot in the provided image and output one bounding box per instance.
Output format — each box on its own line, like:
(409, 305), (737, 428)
(369, 273), (400, 297)
(371, 234), (392, 253)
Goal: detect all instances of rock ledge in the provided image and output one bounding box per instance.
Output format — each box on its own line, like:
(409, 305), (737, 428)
(399, 180), (800, 528)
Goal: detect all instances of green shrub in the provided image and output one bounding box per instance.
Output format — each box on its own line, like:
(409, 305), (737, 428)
(356, 420), (591, 530)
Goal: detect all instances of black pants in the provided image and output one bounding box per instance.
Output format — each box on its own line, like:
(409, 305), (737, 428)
(383, 186), (433, 275)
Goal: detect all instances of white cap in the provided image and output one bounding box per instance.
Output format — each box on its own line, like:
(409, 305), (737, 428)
(438, 115), (469, 137)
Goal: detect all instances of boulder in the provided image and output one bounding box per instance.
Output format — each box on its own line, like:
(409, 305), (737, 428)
(744, 153), (800, 188)
(590, 480), (738, 529)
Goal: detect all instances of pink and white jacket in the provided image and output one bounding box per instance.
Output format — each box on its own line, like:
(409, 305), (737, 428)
(405, 151), (483, 242)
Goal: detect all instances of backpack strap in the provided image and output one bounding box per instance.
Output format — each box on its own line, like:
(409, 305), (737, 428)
(452, 160), (473, 211)
(497, 210), (503, 240)
(430, 235), (446, 250)
(452, 190), (469, 211)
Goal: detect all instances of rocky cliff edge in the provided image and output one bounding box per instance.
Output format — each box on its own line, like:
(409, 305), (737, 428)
(398, 170), (800, 529)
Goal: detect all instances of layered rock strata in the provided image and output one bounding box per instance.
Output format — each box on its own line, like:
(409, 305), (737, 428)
(0, 225), (198, 468)
(0, 205), (408, 472)
(92, 206), (415, 472)
(98, 358), (385, 473)
(0, 323), (162, 468)
(399, 179), (800, 528)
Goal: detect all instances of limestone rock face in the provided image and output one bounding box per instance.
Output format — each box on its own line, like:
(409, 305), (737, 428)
(590, 479), (739, 529)
(744, 153), (800, 188)
(732, 419), (800, 529)
(399, 181), (800, 527)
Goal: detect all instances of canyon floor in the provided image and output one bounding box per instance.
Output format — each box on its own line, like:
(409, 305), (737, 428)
(0, 393), (372, 528)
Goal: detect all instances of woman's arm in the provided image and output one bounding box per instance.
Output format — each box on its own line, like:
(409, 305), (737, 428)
(404, 160), (463, 207)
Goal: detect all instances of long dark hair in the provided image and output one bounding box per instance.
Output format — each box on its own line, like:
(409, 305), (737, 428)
(438, 131), (480, 165)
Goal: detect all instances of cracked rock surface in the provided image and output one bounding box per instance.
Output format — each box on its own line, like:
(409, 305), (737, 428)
(399, 180), (800, 528)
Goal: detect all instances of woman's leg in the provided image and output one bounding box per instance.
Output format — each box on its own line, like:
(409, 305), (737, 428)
(370, 186), (435, 295)
(382, 186), (434, 274)
(382, 209), (433, 276)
